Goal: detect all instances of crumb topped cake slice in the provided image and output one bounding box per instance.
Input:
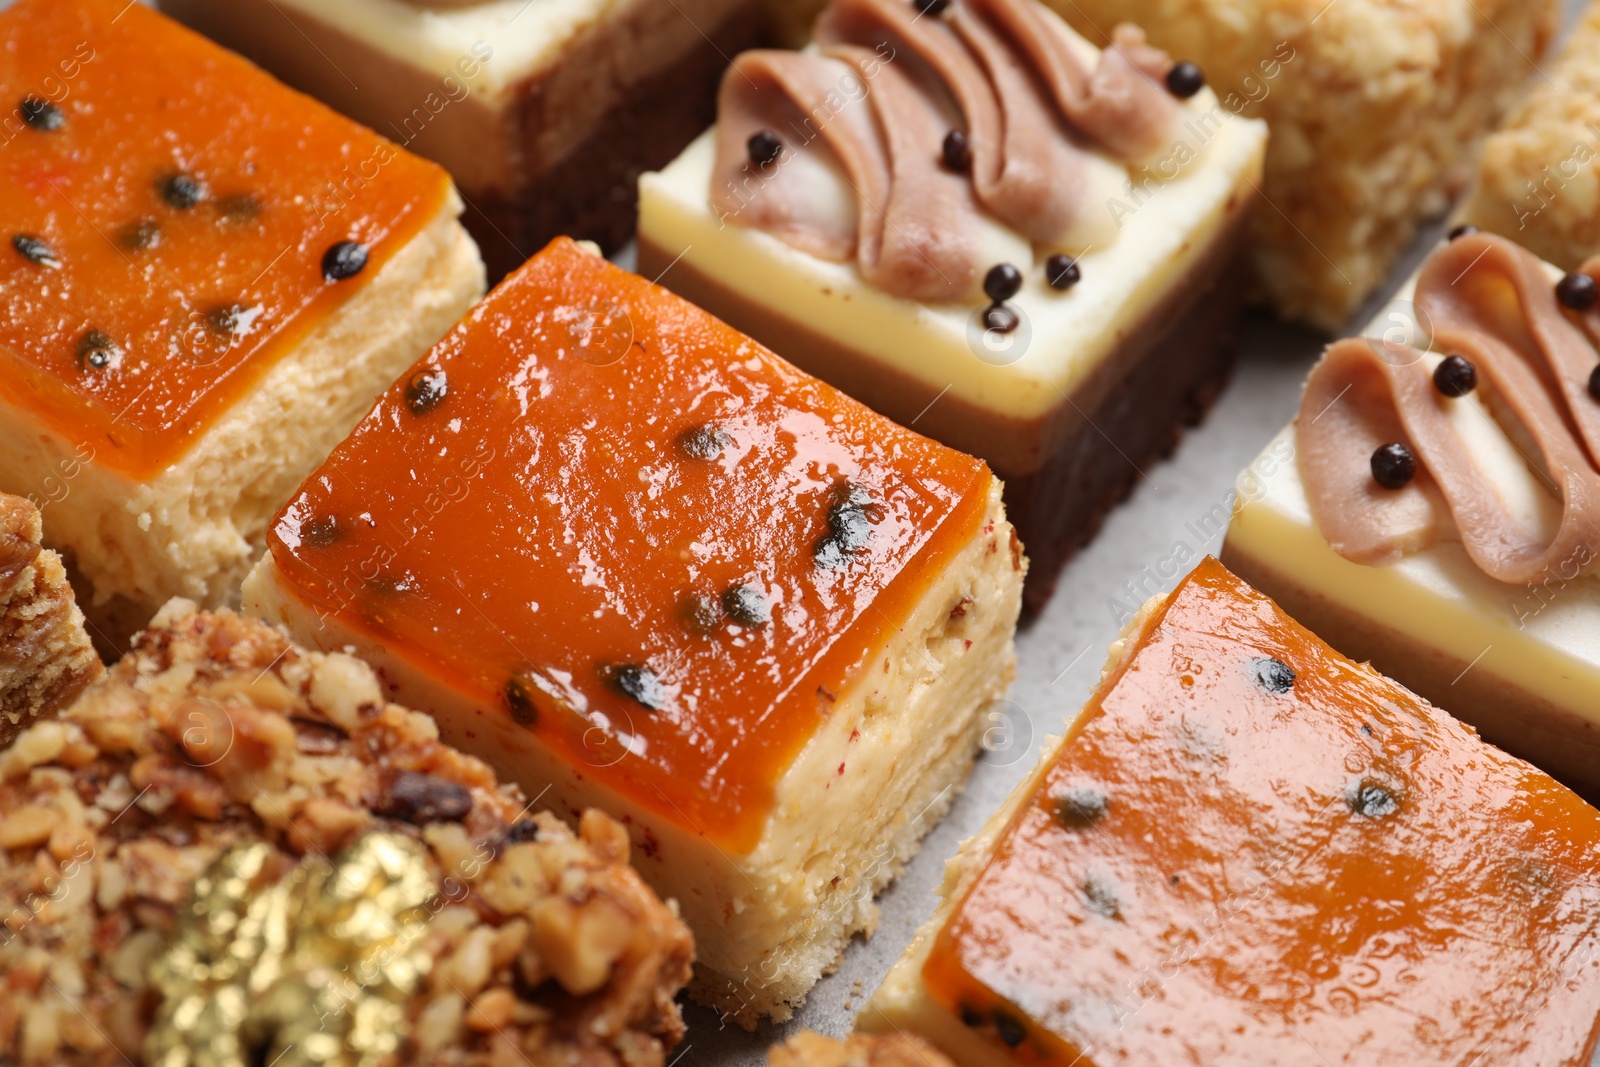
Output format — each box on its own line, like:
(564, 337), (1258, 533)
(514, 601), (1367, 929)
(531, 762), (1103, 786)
(0, 492), (101, 745)
(0, 601), (693, 1066)
(244, 237), (1025, 1025)
(0, 0), (484, 647)
(639, 0), (1266, 608)
(1224, 231), (1600, 799)
(863, 557), (1600, 1066)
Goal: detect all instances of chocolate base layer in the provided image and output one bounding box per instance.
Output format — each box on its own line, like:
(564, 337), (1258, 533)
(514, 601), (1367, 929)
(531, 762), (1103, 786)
(1221, 540), (1600, 806)
(160, 0), (759, 281)
(639, 199), (1253, 611)
(466, 4), (760, 279)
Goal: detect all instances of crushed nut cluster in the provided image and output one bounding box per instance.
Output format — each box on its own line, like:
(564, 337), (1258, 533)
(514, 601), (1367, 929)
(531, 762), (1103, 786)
(0, 601), (692, 1066)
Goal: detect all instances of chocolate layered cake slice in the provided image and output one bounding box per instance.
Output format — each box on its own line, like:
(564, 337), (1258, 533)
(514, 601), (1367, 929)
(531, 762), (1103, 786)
(0, 0), (485, 650)
(864, 557), (1600, 1066)
(0, 492), (101, 745)
(1224, 231), (1600, 799)
(0, 600), (693, 1066)
(638, 0), (1267, 608)
(243, 237), (1025, 1025)
(158, 0), (760, 279)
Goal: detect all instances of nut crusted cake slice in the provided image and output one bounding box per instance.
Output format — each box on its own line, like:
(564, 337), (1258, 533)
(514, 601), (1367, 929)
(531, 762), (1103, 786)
(0, 492), (101, 745)
(0, 601), (692, 1066)
(0, 0), (484, 648)
(244, 237), (1025, 1025)
(863, 558), (1600, 1066)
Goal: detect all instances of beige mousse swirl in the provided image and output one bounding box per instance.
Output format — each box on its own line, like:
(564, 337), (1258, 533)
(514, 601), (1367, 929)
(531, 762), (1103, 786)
(709, 0), (1185, 303)
(1298, 233), (1600, 585)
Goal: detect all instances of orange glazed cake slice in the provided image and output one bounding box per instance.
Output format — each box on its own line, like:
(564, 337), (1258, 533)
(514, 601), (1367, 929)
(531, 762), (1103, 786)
(243, 237), (1026, 1025)
(0, 0), (484, 647)
(862, 557), (1600, 1066)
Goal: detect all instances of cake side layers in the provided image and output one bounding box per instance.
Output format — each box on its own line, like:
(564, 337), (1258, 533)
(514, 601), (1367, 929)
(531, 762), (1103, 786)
(643, 193), (1251, 610)
(0, 197), (484, 643)
(246, 479), (1024, 1024)
(1223, 428), (1600, 798)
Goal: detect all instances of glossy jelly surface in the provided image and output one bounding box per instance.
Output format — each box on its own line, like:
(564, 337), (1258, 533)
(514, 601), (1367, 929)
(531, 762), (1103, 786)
(0, 0), (449, 478)
(924, 558), (1600, 1065)
(267, 238), (993, 852)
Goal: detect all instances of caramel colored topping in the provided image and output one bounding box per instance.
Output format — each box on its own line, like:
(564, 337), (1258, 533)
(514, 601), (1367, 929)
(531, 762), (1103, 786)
(0, 0), (450, 479)
(267, 238), (992, 852)
(922, 558), (1600, 1065)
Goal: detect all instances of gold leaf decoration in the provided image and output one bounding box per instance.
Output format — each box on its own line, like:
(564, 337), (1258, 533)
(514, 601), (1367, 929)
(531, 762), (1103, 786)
(146, 832), (438, 1067)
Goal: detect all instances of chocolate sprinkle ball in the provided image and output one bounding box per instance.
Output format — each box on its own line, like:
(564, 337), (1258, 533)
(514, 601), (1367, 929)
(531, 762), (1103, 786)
(1447, 223), (1479, 241)
(984, 262), (1023, 303)
(161, 172), (207, 209)
(321, 240), (369, 281)
(721, 584), (771, 628)
(681, 593), (724, 633)
(1247, 656), (1295, 694)
(609, 663), (667, 710)
(941, 129), (971, 172)
(12, 233), (59, 269)
(747, 129), (783, 168)
(118, 219), (160, 251)
(504, 819), (540, 843)
(992, 1011), (1027, 1048)
(1370, 442), (1417, 489)
(76, 329), (120, 371)
(404, 368), (448, 416)
(1432, 354), (1477, 397)
(1557, 272), (1599, 311)
(1045, 253), (1081, 290)
(20, 96), (64, 132)
(1165, 61), (1205, 99)
(982, 303), (1020, 333)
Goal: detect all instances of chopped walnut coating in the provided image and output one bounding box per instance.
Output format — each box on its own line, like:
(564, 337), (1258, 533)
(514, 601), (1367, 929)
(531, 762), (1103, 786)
(0, 602), (692, 1066)
(767, 1032), (956, 1067)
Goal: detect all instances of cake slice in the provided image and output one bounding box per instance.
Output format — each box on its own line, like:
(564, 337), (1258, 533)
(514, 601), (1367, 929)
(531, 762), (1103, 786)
(864, 556), (1600, 1066)
(1036, 0), (1559, 329)
(1224, 231), (1600, 799)
(638, 0), (1266, 609)
(158, 0), (760, 279)
(0, 0), (484, 649)
(0, 493), (101, 746)
(1457, 0), (1600, 272)
(243, 237), (1026, 1025)
(0, 600), (693, 1065)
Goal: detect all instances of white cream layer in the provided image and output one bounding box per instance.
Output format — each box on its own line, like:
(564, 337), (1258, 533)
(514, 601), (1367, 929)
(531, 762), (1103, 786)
(1228, 260), (1600, 730)
(263, 0), (623, 104)
(639, 78), (1266, 422)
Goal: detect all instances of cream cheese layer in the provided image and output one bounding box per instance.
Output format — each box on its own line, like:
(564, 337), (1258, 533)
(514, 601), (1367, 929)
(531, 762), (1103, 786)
(639, 104), (1265, 421)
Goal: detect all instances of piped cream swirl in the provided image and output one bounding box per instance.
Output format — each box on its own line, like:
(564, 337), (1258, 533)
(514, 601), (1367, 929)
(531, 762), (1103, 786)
(708, 0), (1185, 304)
(1298, 234), (1600, 585)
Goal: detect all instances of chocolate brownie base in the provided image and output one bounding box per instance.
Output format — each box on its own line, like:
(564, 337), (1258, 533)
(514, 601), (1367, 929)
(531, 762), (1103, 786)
(1221, 540), (1600, 805)
(640, 200), (1254, 611)
(467, 3), (761, 279)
